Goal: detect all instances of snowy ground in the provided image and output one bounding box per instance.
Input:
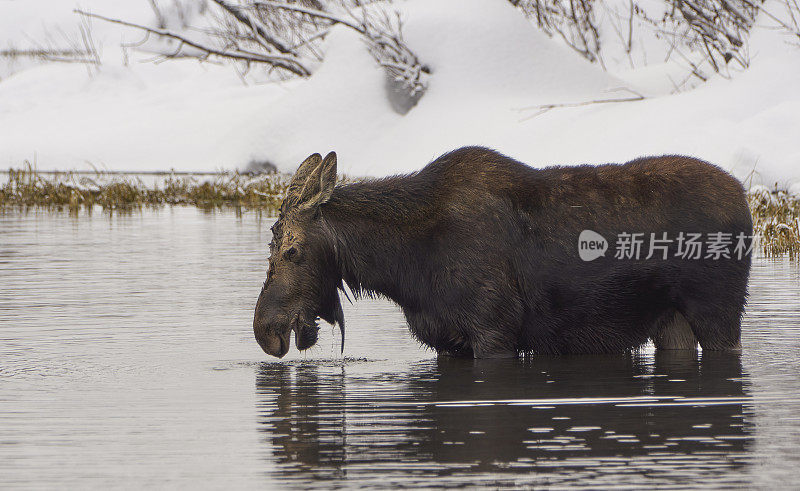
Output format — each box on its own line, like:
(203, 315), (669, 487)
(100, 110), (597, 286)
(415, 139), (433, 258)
(1, 0), (798, 192)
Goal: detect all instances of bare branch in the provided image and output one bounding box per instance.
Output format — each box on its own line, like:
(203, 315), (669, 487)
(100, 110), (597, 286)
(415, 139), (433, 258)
(253, 1), (366, 33)
(147, 0), (167, 29)
(0, 48), (101, 65)
(73, 1), (428, 104)
(253, 1), (427, 98)
(74, 9), (311, 76)
(518, 93), (645, 121)
(287, 26), (331, 51)
(209, 0), (295, 54)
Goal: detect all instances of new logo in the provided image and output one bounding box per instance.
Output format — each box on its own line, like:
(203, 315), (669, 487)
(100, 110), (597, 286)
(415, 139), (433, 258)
(578, 230), (608, 261)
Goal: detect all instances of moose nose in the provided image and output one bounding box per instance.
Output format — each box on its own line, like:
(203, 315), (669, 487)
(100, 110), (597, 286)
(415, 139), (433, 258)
(255, 331), (291, 358)
(254, 287), (293, 358)
(253, 319), (292, 358)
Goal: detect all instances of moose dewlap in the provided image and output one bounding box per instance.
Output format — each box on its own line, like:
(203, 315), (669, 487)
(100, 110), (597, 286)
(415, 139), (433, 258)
(253, 147), (752, 358)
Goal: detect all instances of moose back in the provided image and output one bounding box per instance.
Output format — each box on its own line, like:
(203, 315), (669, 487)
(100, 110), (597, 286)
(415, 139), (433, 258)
(253, 147), (752, 358)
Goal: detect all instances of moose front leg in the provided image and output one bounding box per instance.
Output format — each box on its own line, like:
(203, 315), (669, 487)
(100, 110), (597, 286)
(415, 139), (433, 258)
(437, 346), (474, 358)
(435, 340), (516, 359)
(453, 287), (523, 359)
(472, 346), (518, 359)
(464, 309), (522, 359)
(405, 284), (523, 358)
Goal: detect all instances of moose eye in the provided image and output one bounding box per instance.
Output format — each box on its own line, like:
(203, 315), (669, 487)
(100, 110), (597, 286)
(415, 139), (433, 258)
(283, 246), (298, 261)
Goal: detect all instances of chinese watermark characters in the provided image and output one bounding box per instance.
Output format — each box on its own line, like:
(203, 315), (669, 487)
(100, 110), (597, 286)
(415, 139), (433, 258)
(578, 230), (753, 262)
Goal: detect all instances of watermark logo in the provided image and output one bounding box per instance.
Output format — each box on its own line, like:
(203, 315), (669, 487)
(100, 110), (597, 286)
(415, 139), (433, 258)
(578, 230), (754, 261)
(578, 230), (608, 261)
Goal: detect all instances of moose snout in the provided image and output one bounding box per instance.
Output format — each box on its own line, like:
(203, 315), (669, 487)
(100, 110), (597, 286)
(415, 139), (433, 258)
(254, 324), (291, 358)
(253, 290), (293, 358)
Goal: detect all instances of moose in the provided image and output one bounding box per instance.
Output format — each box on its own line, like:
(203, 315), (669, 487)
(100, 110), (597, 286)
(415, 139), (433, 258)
(253, 147), (752, 358)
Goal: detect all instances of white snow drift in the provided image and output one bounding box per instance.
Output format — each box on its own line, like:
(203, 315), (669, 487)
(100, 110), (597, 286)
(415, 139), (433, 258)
(0, 0), (798, 190)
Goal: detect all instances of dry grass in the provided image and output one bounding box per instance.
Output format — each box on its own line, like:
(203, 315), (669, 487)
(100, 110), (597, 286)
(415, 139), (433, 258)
(748, 188), (800, 258)
(0, 164), (288, 213)
(3, 164), (799, 257)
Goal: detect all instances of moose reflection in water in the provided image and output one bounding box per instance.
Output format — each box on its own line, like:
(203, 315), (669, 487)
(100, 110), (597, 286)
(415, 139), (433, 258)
(254, 351), (753, 486)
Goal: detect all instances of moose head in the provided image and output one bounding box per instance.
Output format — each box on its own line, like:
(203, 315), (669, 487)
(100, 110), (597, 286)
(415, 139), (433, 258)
(253, 152), (345, 358)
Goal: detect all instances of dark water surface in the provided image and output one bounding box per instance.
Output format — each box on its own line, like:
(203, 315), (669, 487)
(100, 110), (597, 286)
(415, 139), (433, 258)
(1, 207), (799, 488)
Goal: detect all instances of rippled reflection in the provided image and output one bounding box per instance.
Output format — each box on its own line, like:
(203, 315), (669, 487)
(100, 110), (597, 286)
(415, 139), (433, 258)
(2, 208), (796, 488)
(255, 351), (753, 487)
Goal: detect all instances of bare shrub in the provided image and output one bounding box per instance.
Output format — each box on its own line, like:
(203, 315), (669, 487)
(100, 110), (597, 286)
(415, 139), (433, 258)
(1, 13), (101, 79)
(77, 0), (427, 105)
(511, 0), (604, 67)
(510, 0), (800, 82)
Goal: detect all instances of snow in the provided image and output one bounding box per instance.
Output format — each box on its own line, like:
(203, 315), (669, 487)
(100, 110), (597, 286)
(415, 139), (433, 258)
(1, 0), (799, 190)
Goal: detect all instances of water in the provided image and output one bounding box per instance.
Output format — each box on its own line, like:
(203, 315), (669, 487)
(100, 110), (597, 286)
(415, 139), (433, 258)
(1, 207), (799, 488)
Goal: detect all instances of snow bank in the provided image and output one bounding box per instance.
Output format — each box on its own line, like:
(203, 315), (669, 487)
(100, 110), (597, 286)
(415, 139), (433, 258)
(244, 0), (625, 175)
(0, 0), (279, 171)
(0, 0), (798, 189)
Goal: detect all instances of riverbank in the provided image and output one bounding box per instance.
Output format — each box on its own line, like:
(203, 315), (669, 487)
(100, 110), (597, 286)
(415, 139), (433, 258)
(748, 188), (800, 257)
(2, 167), (798, 257)
(0, 166), (287, 212)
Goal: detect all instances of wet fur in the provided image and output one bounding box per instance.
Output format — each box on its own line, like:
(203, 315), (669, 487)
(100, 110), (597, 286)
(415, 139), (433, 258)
(318, 147), (752, 357)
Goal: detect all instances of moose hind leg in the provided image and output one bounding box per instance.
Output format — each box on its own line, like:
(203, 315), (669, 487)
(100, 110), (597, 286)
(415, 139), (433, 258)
(679, 298), (743, 351)
(653, 311), (697, 350)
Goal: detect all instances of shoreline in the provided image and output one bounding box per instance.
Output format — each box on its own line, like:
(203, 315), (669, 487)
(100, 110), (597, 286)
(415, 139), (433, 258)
(2, 167), (798, 258)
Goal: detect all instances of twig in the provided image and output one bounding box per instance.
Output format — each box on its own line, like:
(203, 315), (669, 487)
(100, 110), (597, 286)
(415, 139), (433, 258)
(210, 0), (295, 54)
(253, 1), (366, 33)
(74, 9), (311, 76)
(147, 0), (167, 28)
(287, 26), (331, 51)
(518, 93), (645, 121)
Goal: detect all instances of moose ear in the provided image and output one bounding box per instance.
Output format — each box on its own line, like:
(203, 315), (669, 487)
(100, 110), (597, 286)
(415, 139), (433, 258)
(298, 151), (337, 210)
(285, 153), (322, 207)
